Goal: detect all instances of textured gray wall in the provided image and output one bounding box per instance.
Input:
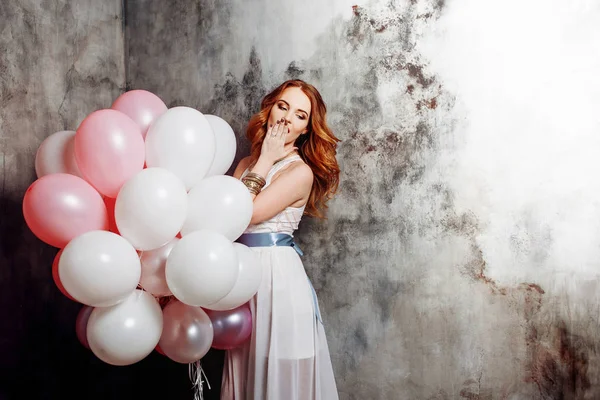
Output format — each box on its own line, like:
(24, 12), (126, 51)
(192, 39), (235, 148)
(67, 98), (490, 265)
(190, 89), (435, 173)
(126, 0), (600, 399)
(0, 0), (124, 272)
(127, 1), (600, 399)
(4, 0), (599, 399)
(0, 0), (125, 240)
(1, 1), (125, 299)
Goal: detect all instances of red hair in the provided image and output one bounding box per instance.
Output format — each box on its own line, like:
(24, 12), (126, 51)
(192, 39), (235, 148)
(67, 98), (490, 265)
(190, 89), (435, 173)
(246, 80), (340, 218)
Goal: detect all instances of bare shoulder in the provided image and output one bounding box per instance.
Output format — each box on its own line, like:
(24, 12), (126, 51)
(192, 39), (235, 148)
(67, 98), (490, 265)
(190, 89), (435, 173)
(273, 160), (313, 186)
(233, 156), (253, 179)
(289, 161), (313, 182)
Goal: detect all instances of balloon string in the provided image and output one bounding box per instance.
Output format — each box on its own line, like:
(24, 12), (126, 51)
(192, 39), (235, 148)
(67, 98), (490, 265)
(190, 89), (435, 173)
(202, 364), (211, 390)
(189, 360), (210, 400)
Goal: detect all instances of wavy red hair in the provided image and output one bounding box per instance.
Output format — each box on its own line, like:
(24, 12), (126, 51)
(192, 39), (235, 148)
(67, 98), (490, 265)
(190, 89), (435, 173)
(246, 80), (340, 218)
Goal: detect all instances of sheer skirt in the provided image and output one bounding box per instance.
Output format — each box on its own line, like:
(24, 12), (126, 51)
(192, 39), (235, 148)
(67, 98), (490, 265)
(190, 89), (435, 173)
(221, 247), (338, 400)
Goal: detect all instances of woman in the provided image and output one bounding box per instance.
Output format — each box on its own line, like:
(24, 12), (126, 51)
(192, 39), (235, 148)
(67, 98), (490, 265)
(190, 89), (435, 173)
(221, 80), (340, 400)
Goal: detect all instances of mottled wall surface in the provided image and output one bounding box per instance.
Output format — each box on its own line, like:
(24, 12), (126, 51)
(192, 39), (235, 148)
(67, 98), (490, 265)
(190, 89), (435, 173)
(4, 0), (599, 399)
(0, 2), (197, 399)
(127, 0), (600, 399)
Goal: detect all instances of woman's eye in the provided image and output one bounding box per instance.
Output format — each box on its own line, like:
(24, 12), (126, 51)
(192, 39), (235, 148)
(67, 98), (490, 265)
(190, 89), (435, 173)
(297, 115), (306, 120)
(278, 104), (287, 111)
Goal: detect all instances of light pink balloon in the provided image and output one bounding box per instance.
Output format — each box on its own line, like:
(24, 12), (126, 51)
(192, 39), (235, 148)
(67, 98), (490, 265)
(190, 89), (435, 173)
(35, 130), (83, 178)
(22, 173), (109, 248)
(139, 238), (178, 297)
(111, 90), (168, 139)
(75, 109), (145, 198)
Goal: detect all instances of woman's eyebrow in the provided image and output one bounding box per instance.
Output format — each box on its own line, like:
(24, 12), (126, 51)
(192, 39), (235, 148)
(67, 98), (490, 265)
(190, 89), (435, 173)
(278, 99), (308, 116)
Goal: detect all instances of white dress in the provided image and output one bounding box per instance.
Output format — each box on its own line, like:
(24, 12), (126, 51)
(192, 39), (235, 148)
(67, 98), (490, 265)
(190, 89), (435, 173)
(220, 155), (339, 400)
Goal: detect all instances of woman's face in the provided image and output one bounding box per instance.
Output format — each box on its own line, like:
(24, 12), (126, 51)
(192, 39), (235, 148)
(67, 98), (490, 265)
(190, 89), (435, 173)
(268, 86), (311, 145)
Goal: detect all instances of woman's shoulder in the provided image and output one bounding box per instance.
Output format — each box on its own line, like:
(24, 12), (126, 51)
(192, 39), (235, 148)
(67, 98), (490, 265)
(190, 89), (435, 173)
(287, 158), (313, 176)
(274, 157), (313, 184)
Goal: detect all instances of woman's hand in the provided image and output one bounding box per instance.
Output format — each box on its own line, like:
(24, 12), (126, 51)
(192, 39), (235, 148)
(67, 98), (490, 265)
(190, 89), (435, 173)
(259, 119), (297, 164)
(246, 119), (299, 194)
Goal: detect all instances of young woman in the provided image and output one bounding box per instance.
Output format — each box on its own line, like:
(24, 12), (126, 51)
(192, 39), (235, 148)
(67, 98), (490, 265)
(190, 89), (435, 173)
(221, 80), (341, 400)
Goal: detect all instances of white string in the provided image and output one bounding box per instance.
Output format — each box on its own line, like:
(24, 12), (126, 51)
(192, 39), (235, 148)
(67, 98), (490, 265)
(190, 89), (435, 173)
(189, 360), (211, 400)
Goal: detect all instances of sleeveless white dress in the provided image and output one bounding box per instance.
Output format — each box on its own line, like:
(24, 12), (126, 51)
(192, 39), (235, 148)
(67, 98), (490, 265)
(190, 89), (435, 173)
(220, 155), (339, 400)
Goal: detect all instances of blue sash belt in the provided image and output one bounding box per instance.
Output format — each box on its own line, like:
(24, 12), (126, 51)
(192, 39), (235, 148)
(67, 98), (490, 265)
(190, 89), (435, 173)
(236, 233), (304, 256)
(236, 233), (323, 324)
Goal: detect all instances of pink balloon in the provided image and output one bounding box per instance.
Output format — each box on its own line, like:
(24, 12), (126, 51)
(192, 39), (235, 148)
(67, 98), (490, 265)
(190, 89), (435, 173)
(35, 130), (83, 179)
(51, 249), (76, 301)
(155, 344), (166, 356)
(22, 173), (109, 248)
(104, 196), (120, 235)
(75, 109), (145, 198)
(75, 305), (94, 349)
(111, 90), (168, 139)
(204, 303), (252, 350)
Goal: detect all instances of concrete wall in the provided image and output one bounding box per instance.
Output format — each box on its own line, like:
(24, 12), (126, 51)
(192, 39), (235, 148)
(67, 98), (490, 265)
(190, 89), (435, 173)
(3, 0), (600, 398)
(127, 0), (600, 399)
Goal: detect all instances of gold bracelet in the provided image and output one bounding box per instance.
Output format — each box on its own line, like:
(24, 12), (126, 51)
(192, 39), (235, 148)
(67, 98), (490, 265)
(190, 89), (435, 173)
(244, 184), (261, 196)
(241, 177), (262, 189)
(244, 172), (266, 186)
(242, 175), (266, 188)
(242, 177), (263, 195)
(242, 176), (265, 187)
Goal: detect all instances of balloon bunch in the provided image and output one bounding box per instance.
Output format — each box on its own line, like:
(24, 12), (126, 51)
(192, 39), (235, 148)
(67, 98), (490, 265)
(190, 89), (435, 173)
(23, 90), (261, 366)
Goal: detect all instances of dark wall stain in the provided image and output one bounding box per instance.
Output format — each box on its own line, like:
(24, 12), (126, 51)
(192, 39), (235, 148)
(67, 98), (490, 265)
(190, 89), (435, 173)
(417, 97), (438, 110)
(295, 4), (454, 382)
(525, 320), (591, 399)
(427, 390), (451, 400)
(203, 47), (267, 175)
(285, 61), (305, 79)
(126, 0), (235, 110)
(443, 204), (596, 398)
(459, 376), (493, 400)
(374, 274), (404, 323)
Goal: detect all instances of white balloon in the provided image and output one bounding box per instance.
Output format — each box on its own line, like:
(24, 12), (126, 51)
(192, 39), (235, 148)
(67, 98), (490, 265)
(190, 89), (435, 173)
(204, 115), (237, 177)
(205, 243), (263, 311)
(145, 106), (216, 190)
(58, 230), (141, 307)
(181, 175), (253, 241)
(87, 290), (163, 366)
(35, 130), (83, 178)
(139, 237), (178, 296)
(166, 230), (239, 307)
(115, 168), (188, 251)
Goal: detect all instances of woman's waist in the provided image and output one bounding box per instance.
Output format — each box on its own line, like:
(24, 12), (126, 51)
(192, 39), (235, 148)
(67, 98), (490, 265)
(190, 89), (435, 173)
(243, 225), (296, 235)
(236, 232), (304, 256)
